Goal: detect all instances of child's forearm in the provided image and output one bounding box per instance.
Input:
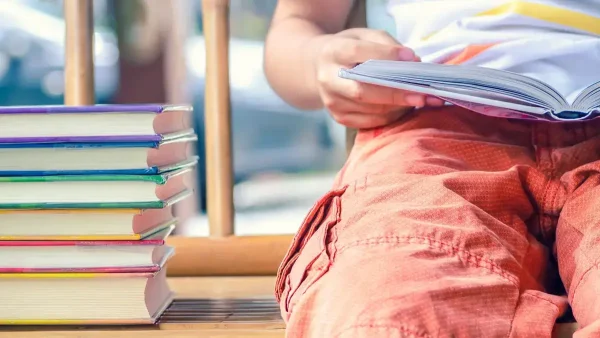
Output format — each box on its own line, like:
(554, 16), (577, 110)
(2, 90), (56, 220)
(265, 20), (330, 110)
(264, 0), (353, 110)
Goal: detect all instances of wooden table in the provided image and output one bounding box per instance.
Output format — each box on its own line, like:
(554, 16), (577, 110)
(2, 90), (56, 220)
(0, 276), (579, 338)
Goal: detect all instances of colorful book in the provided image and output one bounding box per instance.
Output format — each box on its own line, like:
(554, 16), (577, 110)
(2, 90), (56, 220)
(0, 104), (192, 141)
(0, 225), (174, 272)
(0, 165), (194, 209)
(0, 207), (176, 240)
(0, 269), (172, 325)
(0, 130), (197, 176)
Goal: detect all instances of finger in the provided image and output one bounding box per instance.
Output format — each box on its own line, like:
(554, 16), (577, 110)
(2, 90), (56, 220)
(345, 29), (419, 61)
(330, 111), (401, 129)
(342, 28), (399, 46)
(326, 76), (428, 107)
(323, 93), (397, 115)
(353, 29), (421, 61)
(358, 30), (421, 62)
(426, 96), (446, 106)
(338, 29), (420, 62)
(331, 38), (416, 65)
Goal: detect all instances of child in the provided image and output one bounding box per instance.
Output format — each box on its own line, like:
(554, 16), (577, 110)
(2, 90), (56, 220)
(264, 0), (600, 337)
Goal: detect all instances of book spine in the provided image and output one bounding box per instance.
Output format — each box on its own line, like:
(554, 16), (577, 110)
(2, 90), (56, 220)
(0, 239), (165, 246)
(0, 266), (160, 273)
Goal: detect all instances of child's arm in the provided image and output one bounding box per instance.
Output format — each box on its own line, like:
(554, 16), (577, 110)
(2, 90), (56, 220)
(264, 0), (443, 129)
(264, 0), (355, 110)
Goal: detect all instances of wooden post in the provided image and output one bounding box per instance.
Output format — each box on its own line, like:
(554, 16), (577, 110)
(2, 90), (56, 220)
(202, 0), (234, 237)
(163, 0), (199, 225)
(64, 0), (95, 105)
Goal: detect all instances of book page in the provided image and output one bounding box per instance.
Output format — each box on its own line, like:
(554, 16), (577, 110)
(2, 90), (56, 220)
(443, 98), (547, 121)
(573, 81), (600, 110)
(340, 70), (548, 115)
(341, 60), (569, 112)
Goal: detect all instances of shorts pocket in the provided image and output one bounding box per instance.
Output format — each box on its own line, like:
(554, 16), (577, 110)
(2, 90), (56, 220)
(275, 186), (347, 319)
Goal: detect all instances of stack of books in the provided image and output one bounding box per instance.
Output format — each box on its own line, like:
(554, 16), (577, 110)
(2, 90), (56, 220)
(0, 104), (197, 325)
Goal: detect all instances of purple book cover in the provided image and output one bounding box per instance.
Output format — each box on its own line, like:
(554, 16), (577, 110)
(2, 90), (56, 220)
(0, 104), (193, 144)
(0, 104), (191, 114)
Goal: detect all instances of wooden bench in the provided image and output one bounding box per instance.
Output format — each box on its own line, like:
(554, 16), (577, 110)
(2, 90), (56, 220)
(2, 0), (579, 337)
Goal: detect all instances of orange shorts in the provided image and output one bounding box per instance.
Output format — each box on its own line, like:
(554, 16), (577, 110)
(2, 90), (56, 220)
(276, 106), (600, 337)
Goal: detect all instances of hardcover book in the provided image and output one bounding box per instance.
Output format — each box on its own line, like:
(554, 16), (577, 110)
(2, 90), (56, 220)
(0, 166), (194, 209)
(0, 104), (193, 141)
(0, 130), (198, 176)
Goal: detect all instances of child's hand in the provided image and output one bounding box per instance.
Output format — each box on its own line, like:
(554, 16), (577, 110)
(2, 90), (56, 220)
(315, 28), (444, 129)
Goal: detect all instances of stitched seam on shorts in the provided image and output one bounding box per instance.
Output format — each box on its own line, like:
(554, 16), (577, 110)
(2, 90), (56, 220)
(556, 216), (589, 305)
(333, 324), (432, 338)
(570, 260), (599, 309)
(336, 235), (519, 286)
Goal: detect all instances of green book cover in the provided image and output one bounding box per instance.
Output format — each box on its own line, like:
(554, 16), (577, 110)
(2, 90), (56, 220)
(0, 165), (193, 184)
(0, 165), (194, 210)
(0, 189), (192, 210)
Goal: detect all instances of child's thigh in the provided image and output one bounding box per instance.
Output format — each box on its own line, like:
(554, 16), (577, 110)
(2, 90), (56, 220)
(277, 171), (553, 338)
(283, 243), (564, 338)
(343, 106), (535, 180)
(277, 107), (558, 337)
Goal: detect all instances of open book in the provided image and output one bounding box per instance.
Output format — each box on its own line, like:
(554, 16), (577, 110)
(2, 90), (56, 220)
(339, 60), (600, 122)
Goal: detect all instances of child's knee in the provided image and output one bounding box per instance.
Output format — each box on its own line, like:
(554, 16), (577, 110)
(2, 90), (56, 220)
(283, 243), (522, 338)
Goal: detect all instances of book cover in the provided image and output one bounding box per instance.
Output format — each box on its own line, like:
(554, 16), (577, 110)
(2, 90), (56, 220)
(0, 222), (171, 246)
(0, 157), (198, 176)
(0, 218), (177, 241)
(0, 228), (175, 274)
(0, 290), (173, 326)
(0, 206), (175, 240)
(0, 166), (192, 184)
(0, 129), (197, 145)
(0, 129), (196, 148)
(0, 104), (191, 114)
(0, 189), (192, 210)
(0, 271), (158, 278)
(0, 129), (197, 176)
(0, 104), (194, 143)
(0, 246), (175, 274)
(0, 269), (174, 325)
(0, 208), (142, 214)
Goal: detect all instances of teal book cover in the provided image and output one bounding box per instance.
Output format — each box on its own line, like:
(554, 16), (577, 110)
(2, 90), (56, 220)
(0, 166), (194, 210)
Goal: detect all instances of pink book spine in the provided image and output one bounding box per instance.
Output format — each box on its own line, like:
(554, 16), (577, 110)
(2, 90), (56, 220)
(0, 266), (160, 273)
(0, 239), (164, 246)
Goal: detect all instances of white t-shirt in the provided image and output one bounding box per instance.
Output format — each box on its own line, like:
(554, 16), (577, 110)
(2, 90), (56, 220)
(385, 0), (600, 101)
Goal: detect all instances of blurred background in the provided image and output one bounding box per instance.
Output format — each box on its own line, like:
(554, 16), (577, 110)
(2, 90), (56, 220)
(0, 0), (358, 236)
